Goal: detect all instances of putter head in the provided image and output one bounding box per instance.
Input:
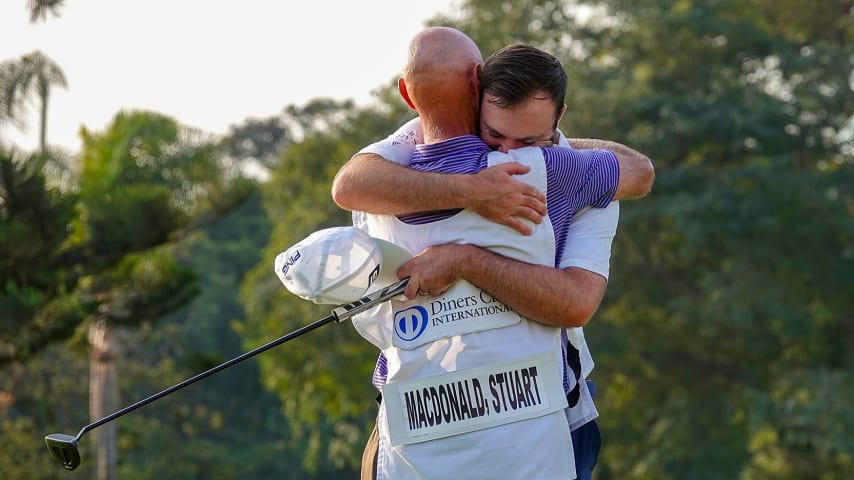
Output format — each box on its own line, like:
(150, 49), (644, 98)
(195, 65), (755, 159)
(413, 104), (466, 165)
(45, 433), (81, 471)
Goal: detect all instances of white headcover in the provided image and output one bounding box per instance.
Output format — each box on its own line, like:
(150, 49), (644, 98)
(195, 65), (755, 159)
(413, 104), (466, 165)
(274, 226), (411, 305)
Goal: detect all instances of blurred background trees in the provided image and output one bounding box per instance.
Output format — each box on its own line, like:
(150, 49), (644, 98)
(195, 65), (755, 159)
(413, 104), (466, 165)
(0, 50), (67, 154)
(1, 0), (851, 478)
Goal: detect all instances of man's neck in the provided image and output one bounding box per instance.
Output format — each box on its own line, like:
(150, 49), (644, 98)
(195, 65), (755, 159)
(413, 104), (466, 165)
(421, 114), (477, 144)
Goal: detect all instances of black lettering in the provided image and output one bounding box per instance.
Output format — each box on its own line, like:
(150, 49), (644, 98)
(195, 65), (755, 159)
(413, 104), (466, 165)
(405, 391), (418, 430)
(496, 372), (509, 411)
(529, 366), (542, 404)
(489, 375), (500, 413)
(464, 379), (479, 418)
(429, 386), (441, 426)
(472, 379), (488, 416)
(438, 385), (452, 423)
(448, 382), (461, 422)
(521, 368), (535, 407)
(458, 381), (471, 419)
(514, 370), (527, 408)
(423, 388), (436, 426)
(479, 290), (496, 304)
(416, 389), (428, 428)
(507, 371), (519, 410)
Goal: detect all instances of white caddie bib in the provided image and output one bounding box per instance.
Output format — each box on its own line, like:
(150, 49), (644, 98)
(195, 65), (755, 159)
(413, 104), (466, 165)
(352, 147), (576, 480)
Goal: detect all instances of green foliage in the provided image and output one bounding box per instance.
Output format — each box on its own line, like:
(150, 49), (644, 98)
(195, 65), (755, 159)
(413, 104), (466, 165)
(430, 0), (577, 57)
(221, 116), (293, 170)
(77, 110), (224, 216)
(239, 99), (414, 472)
(235, 2), (851, 475)
(1, 106), (263, 476)
(0, 343), (92, 479)
(0, 149), (79, 362)
(2, 0), (850, 477)
(108, 191), (327, 479)
(0, 150), (75, 288)
(543, 0), (854, 477)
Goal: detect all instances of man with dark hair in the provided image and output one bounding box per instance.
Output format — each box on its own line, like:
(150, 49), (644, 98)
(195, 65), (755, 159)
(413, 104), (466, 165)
(480, 43), (569, 134)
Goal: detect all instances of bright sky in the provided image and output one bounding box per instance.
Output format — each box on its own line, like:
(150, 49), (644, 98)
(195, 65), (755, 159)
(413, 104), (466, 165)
(0, 0), (458, 153)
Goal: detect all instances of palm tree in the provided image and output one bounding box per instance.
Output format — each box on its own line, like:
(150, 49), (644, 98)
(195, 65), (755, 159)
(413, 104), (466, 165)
(0, 50), (68, 154)
(27, 0), (66, 23)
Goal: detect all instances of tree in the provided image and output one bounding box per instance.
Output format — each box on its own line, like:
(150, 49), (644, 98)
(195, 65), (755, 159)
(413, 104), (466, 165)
(26, 0), (66, 22)
(221, 116), (292, 172)
(0, 51), (68, 154)
(0, 148), (77, 363)
(240, 1), (852, 477)
(70, 110), (252, 479)
(239, 96), (413, 472)
(1, 109), (255, 478)
(537, 0), (853, 478)
(0, 176), (310, 479)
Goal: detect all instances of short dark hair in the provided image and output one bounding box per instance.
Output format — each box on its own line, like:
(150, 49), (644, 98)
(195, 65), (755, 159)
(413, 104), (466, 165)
(479, 44), (567, 121)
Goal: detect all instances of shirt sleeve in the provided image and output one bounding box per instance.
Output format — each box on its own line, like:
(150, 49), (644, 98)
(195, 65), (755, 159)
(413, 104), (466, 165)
(558, 202), (619, 279)
(356, 117), (423, 166)
(544, 147), (619, 209)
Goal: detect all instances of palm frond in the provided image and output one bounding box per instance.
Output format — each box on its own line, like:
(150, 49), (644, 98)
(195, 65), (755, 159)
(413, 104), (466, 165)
(27, 0), (66, 23)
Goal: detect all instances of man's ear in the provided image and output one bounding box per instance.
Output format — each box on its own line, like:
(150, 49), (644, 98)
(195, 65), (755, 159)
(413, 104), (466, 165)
(398, 78), (417, 110)
(553, 104), (568, 144)
(471, 64), (482, 111)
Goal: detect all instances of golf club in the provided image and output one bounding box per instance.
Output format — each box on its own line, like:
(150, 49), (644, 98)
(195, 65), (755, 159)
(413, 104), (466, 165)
(45, 277), (409, 471)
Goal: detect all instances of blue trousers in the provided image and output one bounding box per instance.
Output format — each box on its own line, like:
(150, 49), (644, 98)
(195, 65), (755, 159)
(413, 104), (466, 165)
(571, 380), (602, 480)
(571, 418), (601, 480)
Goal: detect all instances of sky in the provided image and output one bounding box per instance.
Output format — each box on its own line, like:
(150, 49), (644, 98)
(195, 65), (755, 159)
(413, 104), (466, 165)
(0, 0), (458, 153)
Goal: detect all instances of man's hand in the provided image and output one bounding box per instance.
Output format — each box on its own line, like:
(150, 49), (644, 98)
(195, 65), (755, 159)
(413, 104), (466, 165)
(397, 242), (606, 327)
(466, 162), (547, 235)
(398, 243), (472, 300)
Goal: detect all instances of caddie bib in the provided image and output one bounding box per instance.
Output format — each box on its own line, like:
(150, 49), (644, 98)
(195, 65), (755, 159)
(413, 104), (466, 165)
(352, 147), (576, 480)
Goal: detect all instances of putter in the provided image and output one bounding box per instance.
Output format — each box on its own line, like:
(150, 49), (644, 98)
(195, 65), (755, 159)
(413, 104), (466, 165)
(45, 278), (409, 471)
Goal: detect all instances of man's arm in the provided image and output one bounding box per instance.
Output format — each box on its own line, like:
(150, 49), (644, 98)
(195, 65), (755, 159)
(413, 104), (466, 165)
(568, 138), (654, 199)
(332, 153), (548, 235)
(333, 140), (653, 224)
(399, 202), (619, 328)
(398, 243), (606, 328)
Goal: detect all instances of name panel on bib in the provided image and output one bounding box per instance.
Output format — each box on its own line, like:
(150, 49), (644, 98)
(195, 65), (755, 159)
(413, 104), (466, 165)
(391, 281), (521, 350)
(381, 352), (568, 445)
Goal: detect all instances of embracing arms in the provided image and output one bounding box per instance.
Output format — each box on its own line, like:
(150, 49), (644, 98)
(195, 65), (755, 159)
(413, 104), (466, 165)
(333, 155), (547, 234)
(332, 138), (653, 234)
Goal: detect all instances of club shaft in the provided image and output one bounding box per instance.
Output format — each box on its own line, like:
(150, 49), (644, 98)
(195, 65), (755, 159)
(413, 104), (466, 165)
(77, 313), (337, 440)
(73, 277), (409, 442)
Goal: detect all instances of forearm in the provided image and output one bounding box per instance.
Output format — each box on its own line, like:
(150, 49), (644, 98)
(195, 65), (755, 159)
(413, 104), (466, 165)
(569, 138), (655, 199)
(332, 153), (470, 214)
(457, 245), (606, 328)
(333, 153), (547, 234)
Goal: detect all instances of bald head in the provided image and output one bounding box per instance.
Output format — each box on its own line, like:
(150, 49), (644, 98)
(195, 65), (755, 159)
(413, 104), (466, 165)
(404, 27), (482, 83)
(399, 27), (483, 141)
